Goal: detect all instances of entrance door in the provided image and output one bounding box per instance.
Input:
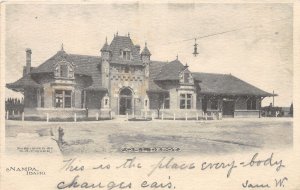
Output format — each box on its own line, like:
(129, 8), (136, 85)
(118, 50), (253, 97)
(222, 100), (234, 117)
(119, 88), (132, 115)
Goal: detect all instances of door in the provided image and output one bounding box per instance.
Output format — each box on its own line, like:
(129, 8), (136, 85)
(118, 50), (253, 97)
(222, 100), (234, 117)
(119, 88), (133, 115)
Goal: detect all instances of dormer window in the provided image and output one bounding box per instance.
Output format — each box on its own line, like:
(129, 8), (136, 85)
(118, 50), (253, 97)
(120, 48), (131, 60)
(180, 70), (193, 84)
(184, 73), (189, 83)
(54, 61), (74, 78)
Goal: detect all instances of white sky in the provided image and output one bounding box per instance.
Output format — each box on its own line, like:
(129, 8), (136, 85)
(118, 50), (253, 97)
(4, 3), (293, 106)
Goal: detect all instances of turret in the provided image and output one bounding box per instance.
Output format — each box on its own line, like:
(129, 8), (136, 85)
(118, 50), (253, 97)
(141, 42), (151, 78)
(141, 42), (151, 64)
(100, 37), (111, 61)
(100, 37), (111, 88)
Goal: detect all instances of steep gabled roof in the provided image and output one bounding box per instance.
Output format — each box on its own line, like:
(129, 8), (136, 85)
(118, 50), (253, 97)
(148, 61), (168, 92)
(141, 45), (151, 56)
(154, 59), (185, 81)
(192, 72), (273, 97)
(8, 50), (106, 91)
(31, 51), (101, 76)
(109, 35), (142, 65)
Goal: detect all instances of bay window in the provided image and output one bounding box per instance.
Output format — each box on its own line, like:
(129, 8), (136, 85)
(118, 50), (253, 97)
(55, 90), (72, 108)
(180, 93), (192, 109)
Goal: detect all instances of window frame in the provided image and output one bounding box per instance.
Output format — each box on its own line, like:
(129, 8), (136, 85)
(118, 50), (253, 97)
(54, 90), (73, 108)
(54, 61), (74, 79)
(179, 93), (192, 109)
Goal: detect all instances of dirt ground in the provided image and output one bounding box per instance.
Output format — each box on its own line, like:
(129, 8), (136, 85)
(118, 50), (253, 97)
(5, 118), (293, 155)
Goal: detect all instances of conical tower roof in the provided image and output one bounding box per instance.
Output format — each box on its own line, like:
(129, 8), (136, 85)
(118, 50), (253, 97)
(141, 42), (151, 56)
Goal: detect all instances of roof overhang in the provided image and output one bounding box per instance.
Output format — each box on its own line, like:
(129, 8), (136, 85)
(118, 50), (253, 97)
(198, 92), (275, 97)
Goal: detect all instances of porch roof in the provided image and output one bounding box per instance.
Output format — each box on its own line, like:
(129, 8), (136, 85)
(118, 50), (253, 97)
(6, 74), (41, 92)
(192, 72), (274, 97)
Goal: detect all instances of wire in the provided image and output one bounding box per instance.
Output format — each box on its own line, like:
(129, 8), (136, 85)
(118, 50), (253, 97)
(161, 17), (291, 45)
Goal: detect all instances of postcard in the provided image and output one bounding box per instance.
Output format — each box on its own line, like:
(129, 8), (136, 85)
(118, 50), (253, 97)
(1, 1), (299, 190)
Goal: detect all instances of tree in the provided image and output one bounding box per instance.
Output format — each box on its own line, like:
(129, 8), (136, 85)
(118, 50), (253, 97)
(152, 94), (164, 118)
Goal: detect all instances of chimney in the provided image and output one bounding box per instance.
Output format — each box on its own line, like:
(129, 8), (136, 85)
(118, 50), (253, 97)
(25, 48), (32, 74)
(135, 45), (140, 54)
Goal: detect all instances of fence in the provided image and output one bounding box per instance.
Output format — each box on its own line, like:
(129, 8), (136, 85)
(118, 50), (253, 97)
(5, 98), (24, 116)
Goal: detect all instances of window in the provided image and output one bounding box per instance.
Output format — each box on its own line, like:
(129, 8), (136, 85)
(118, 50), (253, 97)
(122, 51), (131, 60)
(55, 62), (74, 78)
(55, 90), (72, 108)
(210, 99), (218, 110)
(184, 73), (190, 83)
(163, 94), (170, 109)
(247, 98), (257, 110)
(60, 65), (68, 77)
(180, 93), (192, 109)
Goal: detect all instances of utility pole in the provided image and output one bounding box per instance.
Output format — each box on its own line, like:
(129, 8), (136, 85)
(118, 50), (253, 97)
(272, 90), (275, 106)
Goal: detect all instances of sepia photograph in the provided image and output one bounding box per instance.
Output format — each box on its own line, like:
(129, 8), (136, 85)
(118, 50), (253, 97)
(2, 1), (300, 189)
(3, 3), (293, 156)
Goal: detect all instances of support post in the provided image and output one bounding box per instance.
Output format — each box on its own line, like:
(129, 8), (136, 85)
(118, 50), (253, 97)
(173, 113), (175, 120)
(22, 112), (24, 121)
(151, 112), (154, 120)
(12, 110), (15, 116)
(110, 111), (113, 120)
(205, 113), (207, 120)
(96, 113), (99, 121)
(162, 112), (164, 120)
(74, 113), (77, 122)
(185, 112), (187, 121)
(145, 111), (148, 119)
(196, 112), (198, 121)
(46, 113), (49, 122)
(126, 112), (129, 120)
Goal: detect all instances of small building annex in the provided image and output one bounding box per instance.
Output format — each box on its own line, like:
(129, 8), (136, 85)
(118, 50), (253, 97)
(6, 34), (274, 119)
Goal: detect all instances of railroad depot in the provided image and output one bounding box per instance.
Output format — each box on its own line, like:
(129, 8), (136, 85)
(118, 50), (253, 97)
(6, 34), (274, 120)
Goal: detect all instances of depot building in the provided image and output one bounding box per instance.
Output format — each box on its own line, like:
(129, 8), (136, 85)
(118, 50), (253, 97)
(6, 34), (273, 119)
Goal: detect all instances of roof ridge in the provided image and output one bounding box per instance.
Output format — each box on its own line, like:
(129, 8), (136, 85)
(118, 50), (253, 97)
(68, 53), (100, 58)
(192, 71), (229, 75)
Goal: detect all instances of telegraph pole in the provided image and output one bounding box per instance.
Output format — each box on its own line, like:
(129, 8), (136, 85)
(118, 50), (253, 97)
(272, 90), (275, 106)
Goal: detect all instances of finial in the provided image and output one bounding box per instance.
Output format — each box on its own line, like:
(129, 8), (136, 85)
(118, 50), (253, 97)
(61, 43), (64, 51)
(116, 31), (118, 36)
(128, 32), (130, 37)
(145, 42), (147, 47)
(105, 36), (108, 44)
(176, 54), (178, 60)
